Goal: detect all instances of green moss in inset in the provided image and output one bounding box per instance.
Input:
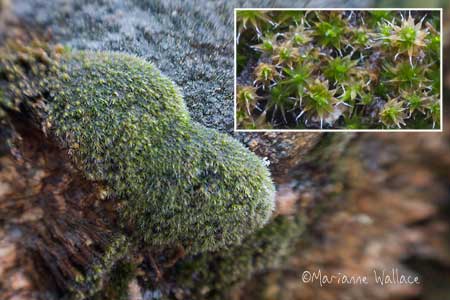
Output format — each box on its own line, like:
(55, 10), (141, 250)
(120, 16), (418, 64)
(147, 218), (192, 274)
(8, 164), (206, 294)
(323, 56), (358, 84)
(236, 10), (440, 130)
(380, 97), (407, 128)
(313, 12), (349, 51)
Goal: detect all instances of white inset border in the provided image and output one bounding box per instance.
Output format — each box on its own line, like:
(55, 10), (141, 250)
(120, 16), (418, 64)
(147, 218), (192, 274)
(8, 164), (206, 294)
(233, 8), (443, 132)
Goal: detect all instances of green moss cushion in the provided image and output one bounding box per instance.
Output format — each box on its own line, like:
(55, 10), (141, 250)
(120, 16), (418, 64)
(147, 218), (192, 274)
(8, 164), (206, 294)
(0, 45), (275, 254)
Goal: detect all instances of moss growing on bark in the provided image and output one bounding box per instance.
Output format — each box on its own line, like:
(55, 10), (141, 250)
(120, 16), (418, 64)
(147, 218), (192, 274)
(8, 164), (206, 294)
(162, 215), (305, 299)
(68, 235), (130, 300)
(93, 260), (137, 300)
(0, 41), (275, 256)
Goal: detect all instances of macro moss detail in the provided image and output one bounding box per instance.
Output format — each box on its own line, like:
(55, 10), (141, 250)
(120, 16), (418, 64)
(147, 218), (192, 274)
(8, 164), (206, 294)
(236, 10), (441, 129)
(0, 41), (275, 255)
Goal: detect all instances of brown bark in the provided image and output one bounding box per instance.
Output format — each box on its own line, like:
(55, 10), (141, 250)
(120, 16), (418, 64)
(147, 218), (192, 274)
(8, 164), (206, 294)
(0, 113), (127, 299)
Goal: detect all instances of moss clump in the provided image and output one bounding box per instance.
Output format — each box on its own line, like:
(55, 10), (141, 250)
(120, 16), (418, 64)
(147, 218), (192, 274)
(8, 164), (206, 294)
(93, 260), (136, 300)
(66, 235), (130, 300)
(163, 215), (305, 299)
(0, 41), (275, 255)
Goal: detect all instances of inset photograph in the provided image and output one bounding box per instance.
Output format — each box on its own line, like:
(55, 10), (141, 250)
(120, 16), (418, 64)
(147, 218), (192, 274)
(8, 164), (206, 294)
(235, 9), (442, 131)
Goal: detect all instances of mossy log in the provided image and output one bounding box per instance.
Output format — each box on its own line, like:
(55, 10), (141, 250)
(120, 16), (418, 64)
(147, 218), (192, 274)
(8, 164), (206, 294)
(0, 39), (346, 300)
(0, 106), (343, 300)
(0, 87), (349, 300)
(0, 39), (280, 299)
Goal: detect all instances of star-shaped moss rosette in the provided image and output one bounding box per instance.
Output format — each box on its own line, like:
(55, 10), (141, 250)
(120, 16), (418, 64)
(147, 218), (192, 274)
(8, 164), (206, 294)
(286, 23), (313, 46)
(339, 79), (369, 109)
(380, 97), (407, 128)
(382, 60), (430, 90)
(253, 63), (279, 88)
(237, 85), (260, 117)
(252, 33), (278, 54)
(312, 11), (351, 55)
(236, 10), (441, 130)
(236, 10), (274, 41)
(351, 26), (372, 51)
(388, 13), (429, 65)
(323, 55), (359, 84)
(278, 62), (313, 107)
(400, 88), (431, 116)
(300, 79), (340, 129)
(271, 40), (300, 68)
(265, 86), (294, 125)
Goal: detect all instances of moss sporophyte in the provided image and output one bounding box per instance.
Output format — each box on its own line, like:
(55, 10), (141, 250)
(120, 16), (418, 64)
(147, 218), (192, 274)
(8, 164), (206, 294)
(0, 40), (275, 255)
(236, 10), (441, 129)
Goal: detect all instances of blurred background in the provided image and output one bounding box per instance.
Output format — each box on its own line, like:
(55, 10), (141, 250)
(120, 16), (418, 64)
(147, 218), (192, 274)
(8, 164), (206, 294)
(240, 1), (450, 299)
